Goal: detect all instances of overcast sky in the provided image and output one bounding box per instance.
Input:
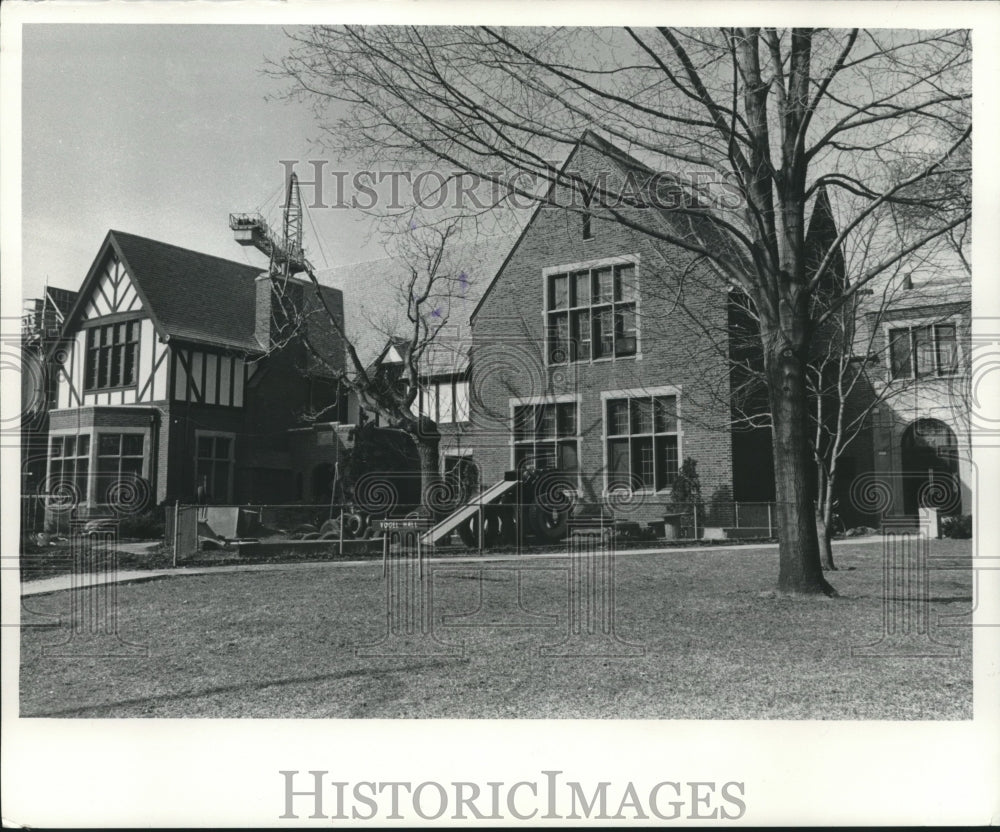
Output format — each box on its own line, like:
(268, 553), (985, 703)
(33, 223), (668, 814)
(20, 23), (973, 305)
(21, 24), (382, 300)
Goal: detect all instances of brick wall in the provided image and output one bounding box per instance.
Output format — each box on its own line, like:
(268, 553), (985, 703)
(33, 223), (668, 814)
(862, 296), (972, 517)
(163, 400), (244, 502)
(468, 144), (736, 524)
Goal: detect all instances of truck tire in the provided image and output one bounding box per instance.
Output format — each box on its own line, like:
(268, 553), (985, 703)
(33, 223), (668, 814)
(342, 512), (365, 540)
(457, 516), (478, 548)
(490, 506), (517, 545)
(528, 505), (568, 543)
(458, 510), (502, 548)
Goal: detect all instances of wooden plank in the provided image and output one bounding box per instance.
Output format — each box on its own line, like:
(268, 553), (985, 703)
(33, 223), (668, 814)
(219, 356), (232, 407)
(174, 349), (189, 401)
(233, 359), (245, 407)
(204, 353), (218, 405)
(191, 351), (204, 403)
(136, 319), (154, 401)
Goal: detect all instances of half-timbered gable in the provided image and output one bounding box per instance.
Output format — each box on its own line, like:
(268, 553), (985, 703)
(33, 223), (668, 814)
(55, 248), (163, 408)
(45, 230), (346, 519)
(55, 231), (265, 411)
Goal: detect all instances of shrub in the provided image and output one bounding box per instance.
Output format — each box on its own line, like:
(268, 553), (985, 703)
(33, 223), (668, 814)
(117, 508), (165, 540)
(940, 514), (972, 539)
(669, 458), (702, 504)
(705, 484), (734, 527)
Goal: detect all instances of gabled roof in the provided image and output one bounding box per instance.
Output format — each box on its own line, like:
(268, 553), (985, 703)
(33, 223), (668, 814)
(804, 184), (846, 295)
(469, 129), (746, 324)
(63, 230), (265, 352)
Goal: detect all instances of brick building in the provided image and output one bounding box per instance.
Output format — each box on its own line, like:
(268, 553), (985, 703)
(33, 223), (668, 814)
(460, 132), (970, 528)
(865, 279), (972, 518)
(34, 137), (971, 534)
(465, 132), (744, 525)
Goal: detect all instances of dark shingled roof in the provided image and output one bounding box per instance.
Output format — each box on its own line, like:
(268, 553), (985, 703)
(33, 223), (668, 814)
(107, 230), (265, 351)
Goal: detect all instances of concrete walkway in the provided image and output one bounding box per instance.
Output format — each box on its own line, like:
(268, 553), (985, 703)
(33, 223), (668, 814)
(20, 536), (885, 597)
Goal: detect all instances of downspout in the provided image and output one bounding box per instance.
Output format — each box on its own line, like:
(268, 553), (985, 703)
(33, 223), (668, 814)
(149, 410), (159, 511)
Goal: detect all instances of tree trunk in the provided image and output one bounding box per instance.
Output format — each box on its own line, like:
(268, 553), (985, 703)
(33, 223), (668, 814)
(412, 417), (442, 518)
(816, 510), (836, 571)
(815, 463), (836, 571)
(767, 345), (838, 596)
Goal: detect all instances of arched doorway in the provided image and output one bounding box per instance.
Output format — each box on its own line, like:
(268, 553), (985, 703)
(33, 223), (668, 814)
(901, 419), (959, 516)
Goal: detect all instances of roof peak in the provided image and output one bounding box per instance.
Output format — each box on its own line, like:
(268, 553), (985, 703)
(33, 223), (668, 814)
(577, 129), (652, 172)
(108, 229), (263, 275)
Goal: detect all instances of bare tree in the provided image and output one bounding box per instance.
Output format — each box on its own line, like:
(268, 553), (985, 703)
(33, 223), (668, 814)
(275, 27), (970, 595)
(267, 218), (469, 515)
(685, 194), (968, 571)
(888, 123), (971, 274)
(806, 274), (917, 570)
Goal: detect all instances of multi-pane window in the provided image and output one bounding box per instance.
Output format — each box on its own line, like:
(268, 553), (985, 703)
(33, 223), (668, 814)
(454, 381), (470, 423)
(96, 433), (144, 501)
(513, 402), (579, 473)
(934, 324), (958, 375)
(49, 435), (90, 500)
(547, 263), (637, 364)
(418, 379), (470, 424)
(85, 321), (139, 390)
(606, 394), (679, 491)
(889, 324), (959, 379)
(195, 434), (234, 502)
(196, 434), (234, 502)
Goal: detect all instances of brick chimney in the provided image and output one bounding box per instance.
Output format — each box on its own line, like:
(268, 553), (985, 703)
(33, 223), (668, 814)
(256, 273), (311, 351)
(255, 272), (274, 350)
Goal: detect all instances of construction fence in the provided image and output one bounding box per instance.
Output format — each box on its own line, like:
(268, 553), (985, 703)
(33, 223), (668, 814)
(164, 499), (787, 563)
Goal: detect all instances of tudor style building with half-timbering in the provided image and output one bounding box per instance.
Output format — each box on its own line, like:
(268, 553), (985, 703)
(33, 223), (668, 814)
(44, 230), (346, 521)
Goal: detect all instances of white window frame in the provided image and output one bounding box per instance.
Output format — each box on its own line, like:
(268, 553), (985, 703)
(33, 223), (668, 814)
(542, 254), (642, 367)
(95, 428), (149, 505)
(883, 317), (963, 381)
(600, 385), (683, 496)
(46, 430), (94, 505)
(83, 319), (141, 392)
(47, 426), (151, 507)
(418, 377), (470, 424)
(508, 393), (583, 492)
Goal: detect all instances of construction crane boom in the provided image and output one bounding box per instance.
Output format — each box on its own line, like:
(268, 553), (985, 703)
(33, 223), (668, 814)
(230, 173), (312, 277)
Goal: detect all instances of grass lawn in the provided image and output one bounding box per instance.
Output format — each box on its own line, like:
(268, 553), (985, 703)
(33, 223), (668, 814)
(19, 539), (972, 719)
(19, 542), (174, 581)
